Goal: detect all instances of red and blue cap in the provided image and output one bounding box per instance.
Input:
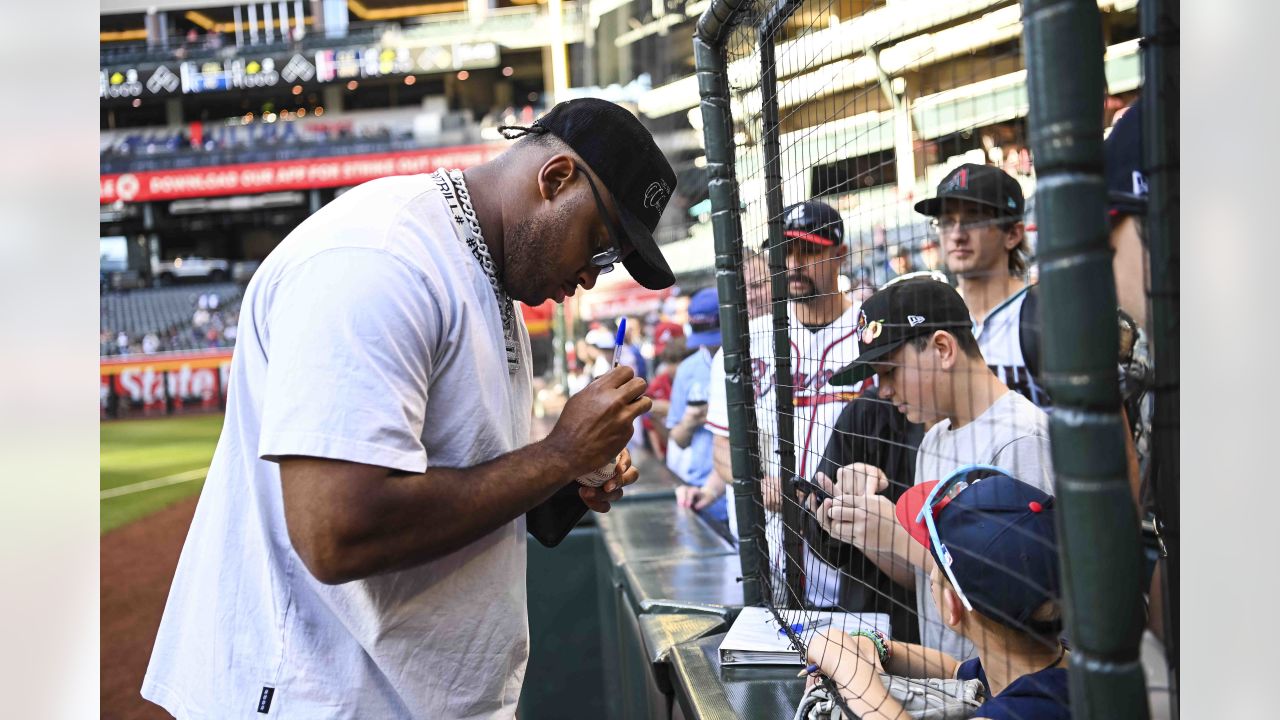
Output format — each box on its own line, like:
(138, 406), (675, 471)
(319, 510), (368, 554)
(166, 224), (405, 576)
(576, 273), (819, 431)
(896, 471), (1062, 633)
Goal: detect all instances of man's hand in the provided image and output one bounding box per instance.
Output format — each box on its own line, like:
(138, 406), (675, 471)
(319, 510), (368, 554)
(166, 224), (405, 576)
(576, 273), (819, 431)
(761, 474), (782, 513)
(676, 482), (722, 511)
(578, 448), (638, 514)
(549, 366), (651, 478)
(669, 403), (708, 449)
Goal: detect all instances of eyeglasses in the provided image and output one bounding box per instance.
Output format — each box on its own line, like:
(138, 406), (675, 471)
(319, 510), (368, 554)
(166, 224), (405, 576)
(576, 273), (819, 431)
(915, 463), (1010, 611)
(578, 164), (625, 274)
(930, 214), (1008, 235)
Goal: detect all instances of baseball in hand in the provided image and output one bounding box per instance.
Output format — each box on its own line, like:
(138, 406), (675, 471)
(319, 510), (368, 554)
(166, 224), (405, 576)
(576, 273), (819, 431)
(576, 455), (619, 487)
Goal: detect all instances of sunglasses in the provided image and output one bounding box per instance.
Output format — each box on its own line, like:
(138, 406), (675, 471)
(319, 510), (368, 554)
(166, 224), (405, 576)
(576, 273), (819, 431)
(915, 463), (1010, 611)
(577, 164), (626, 274)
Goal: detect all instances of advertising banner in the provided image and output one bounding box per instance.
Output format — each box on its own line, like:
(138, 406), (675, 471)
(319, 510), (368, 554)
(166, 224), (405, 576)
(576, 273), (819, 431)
(100, 144), (504, 203)
(101, 41), (498, 100)
(101, 350), (233, 418)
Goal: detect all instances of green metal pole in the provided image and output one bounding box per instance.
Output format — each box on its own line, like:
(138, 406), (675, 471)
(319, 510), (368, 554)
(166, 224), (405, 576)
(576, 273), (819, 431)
(1141, 0), (1179, 711)
(695, 0), (767, 606)
(1021, 1), (1150, 718)
(757, 5), (805, 608)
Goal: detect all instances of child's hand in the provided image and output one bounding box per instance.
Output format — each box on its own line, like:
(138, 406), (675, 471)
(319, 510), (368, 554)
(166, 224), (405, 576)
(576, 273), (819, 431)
(805, 629), (884, 689)
(836, 462), (889, 497)
(809, 472), (897, 553)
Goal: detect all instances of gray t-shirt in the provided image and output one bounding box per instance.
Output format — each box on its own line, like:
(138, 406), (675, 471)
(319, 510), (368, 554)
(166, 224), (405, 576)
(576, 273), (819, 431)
(913, 390), (1053, 660)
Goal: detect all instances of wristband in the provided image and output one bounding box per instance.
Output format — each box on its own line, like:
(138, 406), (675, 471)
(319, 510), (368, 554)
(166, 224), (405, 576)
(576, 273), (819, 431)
(851, 628), (891, 665)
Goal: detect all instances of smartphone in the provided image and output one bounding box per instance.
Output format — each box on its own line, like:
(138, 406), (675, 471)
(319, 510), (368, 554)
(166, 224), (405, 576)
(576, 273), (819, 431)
(790, 475), (833, 503)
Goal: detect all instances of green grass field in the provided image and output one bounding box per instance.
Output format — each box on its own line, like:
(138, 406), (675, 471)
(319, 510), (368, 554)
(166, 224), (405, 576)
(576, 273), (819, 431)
(101, 413), (225, 533)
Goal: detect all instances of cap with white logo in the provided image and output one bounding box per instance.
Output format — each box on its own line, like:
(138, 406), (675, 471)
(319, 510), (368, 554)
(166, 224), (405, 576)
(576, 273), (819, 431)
(1104, 99), (1148, 218)
(503, 97), (679, 289)
(779, 199), (845, 247)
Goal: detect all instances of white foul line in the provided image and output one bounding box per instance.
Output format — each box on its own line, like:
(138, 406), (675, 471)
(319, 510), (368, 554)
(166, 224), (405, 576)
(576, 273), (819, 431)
(101, 467), (209, 500)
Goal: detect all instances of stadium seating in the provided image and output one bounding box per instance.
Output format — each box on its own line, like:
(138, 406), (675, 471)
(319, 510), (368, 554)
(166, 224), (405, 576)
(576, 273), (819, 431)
(101, 282), (243, 356)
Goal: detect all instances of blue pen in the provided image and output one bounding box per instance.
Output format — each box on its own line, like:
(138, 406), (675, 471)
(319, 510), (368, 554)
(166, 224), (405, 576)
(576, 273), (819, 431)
(611, 318), (627, 367)
(778, 618), (831, 636)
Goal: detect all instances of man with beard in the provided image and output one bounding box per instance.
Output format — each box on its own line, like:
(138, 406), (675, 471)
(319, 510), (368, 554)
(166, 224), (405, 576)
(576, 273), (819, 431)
(700, 201), (867, 608)
(142, 98), (675, 719)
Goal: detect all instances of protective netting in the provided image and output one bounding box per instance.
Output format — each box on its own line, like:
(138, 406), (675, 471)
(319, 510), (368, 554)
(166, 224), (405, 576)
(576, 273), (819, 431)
(705, 1), (1150, 717)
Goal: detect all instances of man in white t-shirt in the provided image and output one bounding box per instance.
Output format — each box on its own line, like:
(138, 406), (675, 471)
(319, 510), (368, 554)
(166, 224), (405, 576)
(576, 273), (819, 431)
(701, 202), (869, 608)
(817, 278), (1052, 660)
(914, 164), (1049, 408)
(142, 98), (680, 719)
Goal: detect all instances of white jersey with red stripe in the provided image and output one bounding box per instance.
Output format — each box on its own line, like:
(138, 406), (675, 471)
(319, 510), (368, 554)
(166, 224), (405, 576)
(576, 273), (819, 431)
(707, 303), (867, 607)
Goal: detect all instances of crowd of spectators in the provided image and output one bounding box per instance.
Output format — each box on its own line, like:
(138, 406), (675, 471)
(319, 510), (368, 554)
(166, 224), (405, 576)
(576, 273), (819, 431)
(101, 285), (241, 357)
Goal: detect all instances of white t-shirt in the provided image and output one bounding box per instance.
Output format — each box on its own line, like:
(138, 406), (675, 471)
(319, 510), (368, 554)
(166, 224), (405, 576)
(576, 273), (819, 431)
(912, 390), (1053, 660)
(706, 304), (868, 607)
(142, 173), (534, 720)
(973, 286), (1050, 408)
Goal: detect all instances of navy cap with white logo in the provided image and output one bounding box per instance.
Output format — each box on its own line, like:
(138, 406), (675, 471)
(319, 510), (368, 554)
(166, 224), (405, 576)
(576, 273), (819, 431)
(1105, 99), (1148, 218)
(507, 98), (679, 290)
(780, 199), (845, 247)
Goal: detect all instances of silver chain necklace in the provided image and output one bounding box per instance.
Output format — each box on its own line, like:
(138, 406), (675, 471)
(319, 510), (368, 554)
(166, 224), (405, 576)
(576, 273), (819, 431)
(432, 168), (519, 372)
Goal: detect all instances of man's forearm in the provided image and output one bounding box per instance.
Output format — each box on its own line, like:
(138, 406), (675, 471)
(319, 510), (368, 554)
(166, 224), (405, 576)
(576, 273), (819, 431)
(712, 434), (733, 482)
(282, 438), (579, 584)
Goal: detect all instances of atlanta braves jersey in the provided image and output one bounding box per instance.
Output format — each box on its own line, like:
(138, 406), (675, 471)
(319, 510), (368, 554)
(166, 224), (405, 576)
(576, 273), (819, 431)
(707, 303), (868, 607)
(973, 286), (1050, 408)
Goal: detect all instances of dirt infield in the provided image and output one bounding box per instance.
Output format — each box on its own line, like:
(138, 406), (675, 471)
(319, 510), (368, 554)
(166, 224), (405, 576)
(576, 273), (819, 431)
(101, 495), (198, 719)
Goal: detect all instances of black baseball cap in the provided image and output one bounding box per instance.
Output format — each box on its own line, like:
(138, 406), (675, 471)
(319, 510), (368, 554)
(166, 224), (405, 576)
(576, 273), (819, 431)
(1104, 99), (1148, 218)
(780, 199), (845, 247)
(504, 98), (678, 290)
(829, 277), (971, 386)
(914, 163), (1024, 219)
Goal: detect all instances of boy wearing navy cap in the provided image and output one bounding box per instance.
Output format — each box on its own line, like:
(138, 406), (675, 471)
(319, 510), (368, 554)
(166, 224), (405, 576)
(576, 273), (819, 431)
(806, 469), (1069, 720)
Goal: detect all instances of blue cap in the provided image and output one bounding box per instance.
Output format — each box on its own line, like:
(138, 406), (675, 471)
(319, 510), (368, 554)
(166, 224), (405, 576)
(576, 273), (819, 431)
(897, 473), (1061, 633)
(686, 287), (721, 348)
(1105, 99), (1148, 217)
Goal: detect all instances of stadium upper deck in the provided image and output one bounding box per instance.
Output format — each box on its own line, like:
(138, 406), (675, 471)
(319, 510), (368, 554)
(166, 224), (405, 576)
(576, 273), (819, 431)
(99, 0), (1142, 289)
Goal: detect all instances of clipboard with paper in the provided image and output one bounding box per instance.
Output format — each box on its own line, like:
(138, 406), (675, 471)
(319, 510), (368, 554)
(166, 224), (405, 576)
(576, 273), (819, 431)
(718, 606), (893, 666)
